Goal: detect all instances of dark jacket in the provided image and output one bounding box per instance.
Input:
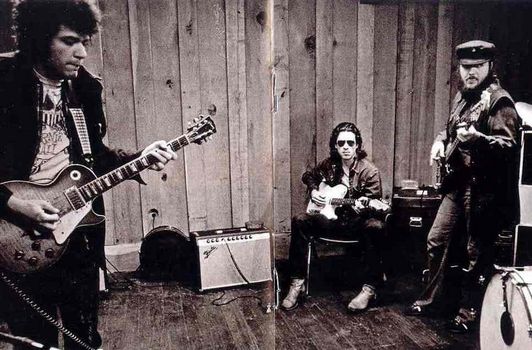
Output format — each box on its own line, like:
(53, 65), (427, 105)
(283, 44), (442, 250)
(302, 156), (383, 221)
(303, 157), (382, 198)
(0, 54), (139, 215)
(0, 54), (140, 265)
(437, 79), (520, 225)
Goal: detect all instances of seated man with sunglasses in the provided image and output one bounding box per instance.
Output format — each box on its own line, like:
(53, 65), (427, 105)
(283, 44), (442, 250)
(282, 122), (387, 313)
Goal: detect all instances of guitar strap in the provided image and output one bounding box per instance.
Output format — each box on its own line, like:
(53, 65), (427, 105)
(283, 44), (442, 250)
(66, 81), (94, 167)
(69, 107), (94, 167)
(449, 85), (493, 131)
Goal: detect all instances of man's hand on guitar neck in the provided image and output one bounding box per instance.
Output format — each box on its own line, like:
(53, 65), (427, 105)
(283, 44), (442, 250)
(7, 197), (60, 231)
(141, 140), (178, 171)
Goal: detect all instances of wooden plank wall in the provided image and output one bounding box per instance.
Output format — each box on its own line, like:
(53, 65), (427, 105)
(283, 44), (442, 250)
(2, 1), (532, 258)
(279, 0), (532, 249)
(95, 0), (273, 247)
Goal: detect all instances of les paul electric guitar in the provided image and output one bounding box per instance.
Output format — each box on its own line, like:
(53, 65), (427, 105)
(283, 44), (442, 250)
(0, 116), (216, 274)
(306, 183), (390, 220)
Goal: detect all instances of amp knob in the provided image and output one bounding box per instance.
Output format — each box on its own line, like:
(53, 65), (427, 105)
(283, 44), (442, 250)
(28, 257), (38, 266)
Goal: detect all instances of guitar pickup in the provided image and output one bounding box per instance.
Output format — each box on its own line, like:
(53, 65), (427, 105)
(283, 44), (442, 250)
(64, 187), (87, 210)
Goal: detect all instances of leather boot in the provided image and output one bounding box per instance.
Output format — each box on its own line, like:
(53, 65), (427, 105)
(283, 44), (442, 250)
(281, 278), (305, 311)
(347, 284), (376, 313)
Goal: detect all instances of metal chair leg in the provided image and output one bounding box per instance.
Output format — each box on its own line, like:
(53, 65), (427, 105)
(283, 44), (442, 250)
(306, 240), (312, 296)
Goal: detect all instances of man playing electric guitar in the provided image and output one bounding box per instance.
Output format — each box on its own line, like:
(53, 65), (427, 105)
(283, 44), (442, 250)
(406, 41), (520, 334)
(0, 1), (178, 349)
(282, 122), (389, 313)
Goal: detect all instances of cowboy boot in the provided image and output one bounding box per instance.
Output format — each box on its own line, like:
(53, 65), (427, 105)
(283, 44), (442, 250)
(281, 278), (305, 311)
(347, 284), (376, 313)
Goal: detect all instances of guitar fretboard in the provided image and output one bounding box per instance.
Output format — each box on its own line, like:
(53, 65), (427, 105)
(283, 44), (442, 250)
(445, 90), (491, 162)
(78, 135), (189, 201)
(330, 198), (358, 206)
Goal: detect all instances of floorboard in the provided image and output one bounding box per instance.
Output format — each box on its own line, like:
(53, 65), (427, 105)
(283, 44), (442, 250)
(274, 258), (479, 350)
(0, 265), (479, 350)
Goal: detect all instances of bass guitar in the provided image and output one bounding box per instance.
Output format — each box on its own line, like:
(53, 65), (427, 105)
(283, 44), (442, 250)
(306, 183), (390, 220)
(437, 89), (491, 191)
(0, 116), (216, 273)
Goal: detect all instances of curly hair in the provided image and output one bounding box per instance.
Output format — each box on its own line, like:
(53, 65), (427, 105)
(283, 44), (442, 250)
(328, 122), (367, 161)
(14, 0), (101, 63)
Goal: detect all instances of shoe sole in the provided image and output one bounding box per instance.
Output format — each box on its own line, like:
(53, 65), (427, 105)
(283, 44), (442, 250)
(347, 298), (377, 314)
(403, 304), (432, 317)
(281, 294), (307, 311)
(281, 302), (299, 311)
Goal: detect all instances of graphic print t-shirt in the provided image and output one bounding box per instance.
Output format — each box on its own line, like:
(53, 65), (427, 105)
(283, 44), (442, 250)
(29, 70), (70, 184)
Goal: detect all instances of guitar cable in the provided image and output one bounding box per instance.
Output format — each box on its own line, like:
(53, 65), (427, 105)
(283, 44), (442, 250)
(224, 242), (250, 284)
(0, 330), (61, 350)
(104, 256), (135, 291)
(0, 270), (99, 350)
(209, 242), (272, 313)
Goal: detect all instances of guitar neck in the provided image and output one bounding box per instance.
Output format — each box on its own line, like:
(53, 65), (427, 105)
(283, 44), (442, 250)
(445, 99), (484, 163)
(330, 198), (358, 206)
(445, 138), (460, 163)
(78, 134), (189, 201)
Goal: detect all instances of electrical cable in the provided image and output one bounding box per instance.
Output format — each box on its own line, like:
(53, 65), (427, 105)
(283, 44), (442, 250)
(207, 241), (271, 311)
(224, 241), (250, 284)
(104, 256), (134, 290)
(210, 289), (267, 309)
(0, 271), (98, 350)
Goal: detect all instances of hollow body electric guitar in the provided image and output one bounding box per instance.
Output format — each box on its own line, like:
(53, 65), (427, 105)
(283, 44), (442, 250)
(0, 116), (216, 274)
(306, 183), (390, 220)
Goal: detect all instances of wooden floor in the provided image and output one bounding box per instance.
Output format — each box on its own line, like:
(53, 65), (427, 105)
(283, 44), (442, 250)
(275, 263), (478, 350)
(1, 266), (479, 350)
(98, 275), (275, 350)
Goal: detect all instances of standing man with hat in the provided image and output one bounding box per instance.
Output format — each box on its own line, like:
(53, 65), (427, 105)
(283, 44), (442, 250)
(405, 40), (520, 333)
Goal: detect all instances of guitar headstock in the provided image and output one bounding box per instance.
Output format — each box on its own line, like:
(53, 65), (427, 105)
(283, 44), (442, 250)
(186, 115), (217, 144)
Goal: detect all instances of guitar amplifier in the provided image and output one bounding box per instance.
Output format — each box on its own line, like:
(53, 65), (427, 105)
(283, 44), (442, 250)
(190, 226), (273, 291)
(392, 186), (442, 272)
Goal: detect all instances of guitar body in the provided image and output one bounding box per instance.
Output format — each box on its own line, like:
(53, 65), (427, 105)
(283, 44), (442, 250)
(306, 183), (348, 220)
(0, 164), (104, 273)
(437, 87), (493, 193)
(0, 115), (216, 274)
(306, 183), (391, 220)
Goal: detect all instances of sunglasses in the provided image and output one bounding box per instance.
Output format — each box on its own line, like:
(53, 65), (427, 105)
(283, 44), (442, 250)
(337, 140), (356, 147)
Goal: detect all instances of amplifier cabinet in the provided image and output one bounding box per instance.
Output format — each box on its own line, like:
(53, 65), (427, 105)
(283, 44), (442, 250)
(392, 188), (441, 273)
(191, 227), (272, 291)
(514, 224), (532, 266)
(519, 131), (532, 225)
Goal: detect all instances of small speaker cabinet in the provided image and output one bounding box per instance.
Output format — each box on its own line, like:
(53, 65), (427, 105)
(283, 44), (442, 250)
(191, 226), (273, 291)
(519, 131), (532, 225)
(392, 187), (441, 273)
(514, 225), (532, 266)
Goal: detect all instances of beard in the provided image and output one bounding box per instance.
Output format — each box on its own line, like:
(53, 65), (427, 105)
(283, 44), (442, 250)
(460, 73), (494, 101)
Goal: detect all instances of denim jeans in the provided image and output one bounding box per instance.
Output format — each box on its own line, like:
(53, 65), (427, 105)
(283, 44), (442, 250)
(288, 212), (386, 288)
(415, 185), (500, 312)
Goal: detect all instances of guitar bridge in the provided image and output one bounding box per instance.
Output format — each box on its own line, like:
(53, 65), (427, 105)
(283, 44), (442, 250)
(64, 187), (87, 210)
